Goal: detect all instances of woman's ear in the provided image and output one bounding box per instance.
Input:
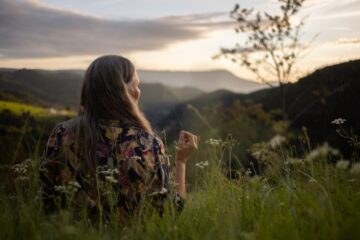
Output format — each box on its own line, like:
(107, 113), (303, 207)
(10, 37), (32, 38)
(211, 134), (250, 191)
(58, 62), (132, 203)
(125, 81), (140, 104)
(127, 72), (141, 103)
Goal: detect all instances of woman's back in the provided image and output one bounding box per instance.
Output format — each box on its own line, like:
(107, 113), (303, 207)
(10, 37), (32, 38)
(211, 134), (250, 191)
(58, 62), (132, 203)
(39, 117), (175, 223)
(39, 55), (197, 225)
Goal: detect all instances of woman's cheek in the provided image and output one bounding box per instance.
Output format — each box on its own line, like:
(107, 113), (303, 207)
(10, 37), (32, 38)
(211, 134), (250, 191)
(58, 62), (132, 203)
(128, 86), (139, 102)
(135, 88), (141, 101)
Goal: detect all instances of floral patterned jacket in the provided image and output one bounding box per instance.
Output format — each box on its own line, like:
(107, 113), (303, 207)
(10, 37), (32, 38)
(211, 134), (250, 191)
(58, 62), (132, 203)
(39, 117), (184, 223)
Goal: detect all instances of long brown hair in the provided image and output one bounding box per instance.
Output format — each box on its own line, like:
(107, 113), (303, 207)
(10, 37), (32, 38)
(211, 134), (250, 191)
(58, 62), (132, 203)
(75, 55), (153, 172)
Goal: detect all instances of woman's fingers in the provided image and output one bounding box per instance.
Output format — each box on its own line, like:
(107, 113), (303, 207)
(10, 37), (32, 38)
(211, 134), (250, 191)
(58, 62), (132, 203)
(179, 130), (198, 149)
(176, 130), (199, 162)
(190, 135), (198, 149)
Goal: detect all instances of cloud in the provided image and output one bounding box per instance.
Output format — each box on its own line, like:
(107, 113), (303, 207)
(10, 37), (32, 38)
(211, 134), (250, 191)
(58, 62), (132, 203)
(315, 11), (360, 20)
(161, 11), (228, 22)
(160, 11), (237, 29)
(336, 38), (360, 45)
(321, 0), (360, 15)
(305, 0), (360, 20)
(0, 0), (235, 59)
(327, 27), (352, 31)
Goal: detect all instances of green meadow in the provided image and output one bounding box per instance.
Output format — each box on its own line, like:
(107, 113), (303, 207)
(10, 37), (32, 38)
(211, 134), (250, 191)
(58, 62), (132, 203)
(0, 101), (359, 240)
(0, 0), (359, 238)
(0, 100), (75, 118)
(0, 100), (49, 117)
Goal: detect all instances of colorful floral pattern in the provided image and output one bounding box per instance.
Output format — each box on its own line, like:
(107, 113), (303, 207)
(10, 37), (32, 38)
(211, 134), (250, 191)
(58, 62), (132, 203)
(39, 118), (184, 223)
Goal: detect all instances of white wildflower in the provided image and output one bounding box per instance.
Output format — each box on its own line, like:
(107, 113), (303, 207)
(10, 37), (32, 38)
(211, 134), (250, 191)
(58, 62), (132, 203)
(336, 160), (350, 170)
(248, 142), (279, 163)
(331, 118), (346, 125)
(67, 181), (81, 192)
(68, 181), (81, 189)
(269, 135), (286, 148)
(285, 158), (303, 166)
(195, 163), (204, 169)
(205, 138), (222, 146)
(97, 166), (120, 181)
(55, 181), (81, 194)
(12, 159), (33, 176)
(305, 143), (339, 163)
(308, 178), (317, 184)
(195, 161), (209, 169)
(149, 187), (168, 196)
(105, 176), (118, 184)
(54, 185), (68, 193)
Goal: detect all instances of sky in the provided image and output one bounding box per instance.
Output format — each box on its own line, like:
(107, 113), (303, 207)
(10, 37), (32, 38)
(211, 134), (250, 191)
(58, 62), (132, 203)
(0, 0), (359, 81)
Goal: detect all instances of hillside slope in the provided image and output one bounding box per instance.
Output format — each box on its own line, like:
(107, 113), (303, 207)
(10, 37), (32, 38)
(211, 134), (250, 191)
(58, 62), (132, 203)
(137, 70), (267, 93)
(160, 59), (360, 154)
(0, 68), (204, 110)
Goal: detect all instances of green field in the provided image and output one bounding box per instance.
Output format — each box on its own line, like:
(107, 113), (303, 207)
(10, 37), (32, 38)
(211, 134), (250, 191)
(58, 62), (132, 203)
(0, 100), (77, 167)
(0, 100), (75, 117)
(1, 123), (359, 240)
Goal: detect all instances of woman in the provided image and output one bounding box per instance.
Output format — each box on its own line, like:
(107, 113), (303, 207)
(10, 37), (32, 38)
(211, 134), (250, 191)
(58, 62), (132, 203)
(39, 55), (198, 224)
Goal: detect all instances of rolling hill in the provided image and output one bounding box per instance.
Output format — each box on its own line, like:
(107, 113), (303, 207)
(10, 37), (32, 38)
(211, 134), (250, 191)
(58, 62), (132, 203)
(0, 68), (267, 124)
(137, 70), (268, 93)
(1, 59), (359, 155)
(159, 59), (360, 155)
(0, 68), (205, 122)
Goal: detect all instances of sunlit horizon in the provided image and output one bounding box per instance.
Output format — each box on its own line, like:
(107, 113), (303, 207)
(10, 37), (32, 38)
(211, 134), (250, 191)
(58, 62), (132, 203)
(0, 0), (359, 82)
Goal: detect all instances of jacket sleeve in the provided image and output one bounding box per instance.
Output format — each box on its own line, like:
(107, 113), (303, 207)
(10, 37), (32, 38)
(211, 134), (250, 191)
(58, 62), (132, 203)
(38, 124), (67, 212)
(120, 129), (185, 213)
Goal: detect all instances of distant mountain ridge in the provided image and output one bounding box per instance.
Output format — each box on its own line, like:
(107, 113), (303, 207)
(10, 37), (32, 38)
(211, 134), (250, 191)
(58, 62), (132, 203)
(0, 68), (205, 123)
(0, 67), (268, 123)
(0, 68), (205, 105)
(0, 68), (268, 93)
(159, 59), (360, 155)
(1, 59), (359, 156)
(137, 69), (268, 93)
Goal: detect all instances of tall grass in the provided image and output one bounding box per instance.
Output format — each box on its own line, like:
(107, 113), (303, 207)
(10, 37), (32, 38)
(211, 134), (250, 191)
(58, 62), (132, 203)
(1, 114), (360, 239)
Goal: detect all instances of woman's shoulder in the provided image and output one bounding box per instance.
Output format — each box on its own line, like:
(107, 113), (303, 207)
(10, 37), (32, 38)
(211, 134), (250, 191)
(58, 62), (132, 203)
(122, 125), (164, 147)
(96, 122), (168, 167)
(98, 119), (160, 140)
(49, 118), (166, 152)
(100, 121), (166, 153)
(51, 117), (79, 132)
(47, 117), (80, 145)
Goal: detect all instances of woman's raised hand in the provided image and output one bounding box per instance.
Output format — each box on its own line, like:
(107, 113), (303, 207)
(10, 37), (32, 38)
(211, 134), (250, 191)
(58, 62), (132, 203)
(175, 130), (198, 164)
